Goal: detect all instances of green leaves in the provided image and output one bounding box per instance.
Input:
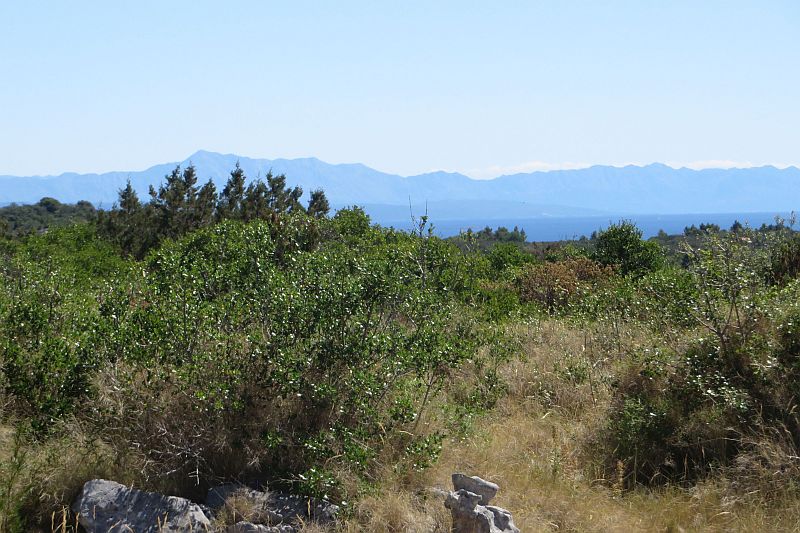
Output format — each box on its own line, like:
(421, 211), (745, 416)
(593, 220), (664, 277)
(0, 226), (126, 431)
(79, 216), (488, 489)
(0, 207), (514, 505)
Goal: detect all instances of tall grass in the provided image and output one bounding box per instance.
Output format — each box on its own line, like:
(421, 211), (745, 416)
(331, 319), (800, 532)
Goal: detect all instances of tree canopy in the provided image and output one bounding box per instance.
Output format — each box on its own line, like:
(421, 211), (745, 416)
(98, 163), (331, 257)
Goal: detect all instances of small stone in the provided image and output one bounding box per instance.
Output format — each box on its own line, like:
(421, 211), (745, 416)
(452, 473), (499, 504)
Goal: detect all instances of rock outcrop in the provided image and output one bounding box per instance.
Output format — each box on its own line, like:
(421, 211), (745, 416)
(71, 479), (212, 532)
(226, 522), (294, 533)
(71, 479), (338, 533)
(207, 483), (339, 531)
(444, 473), (519, 533)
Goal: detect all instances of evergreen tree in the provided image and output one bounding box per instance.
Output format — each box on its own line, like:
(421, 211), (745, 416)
(194, 180), (218, 228)
(149, 165), (203, 238)
(119, 180), (141, 214)
(99, 180), (148, 257)
(243, 180), (270, 221)
(218, 162), (246, 220)
(307, 189), (330, 218)
(265, 171), (304, 213)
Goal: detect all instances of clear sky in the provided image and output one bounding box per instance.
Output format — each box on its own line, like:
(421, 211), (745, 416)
(1, 1), (798, 178)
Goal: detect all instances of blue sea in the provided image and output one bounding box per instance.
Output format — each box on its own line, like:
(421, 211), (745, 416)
(376, 212), (794, 241)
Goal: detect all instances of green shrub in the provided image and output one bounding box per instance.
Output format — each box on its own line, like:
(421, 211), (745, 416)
(768, 230), (800, 285)
(83, 217), (492, 499)
(487, 242), (532, 274)
(635, 267), (699, 330)
(593, 221), (664, 277)
(0, 226), (126, 431)
(604, 229), (800, 486)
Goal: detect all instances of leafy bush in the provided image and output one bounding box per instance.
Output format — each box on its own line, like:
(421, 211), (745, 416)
(767, 228), (800, 285)
(634, 267), (699, 330)
(82, 217), (493, 498)
(604, 228), (800, 486)
(593, 221), (664, 277)
(0, 226), (126, 431)
(487, 242), (533, 274)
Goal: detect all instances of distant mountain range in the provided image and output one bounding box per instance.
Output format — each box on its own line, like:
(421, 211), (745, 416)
(2, 151), (798, 224)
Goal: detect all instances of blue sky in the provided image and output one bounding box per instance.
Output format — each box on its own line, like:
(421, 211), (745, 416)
(1, 1), (798, 177)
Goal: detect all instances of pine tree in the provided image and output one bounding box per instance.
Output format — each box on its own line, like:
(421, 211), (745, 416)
(99, 179), (147, 257)
(119, 180), (141, 214)
(307, 189), (330, 218)
(194, 180), (218, 228)
(243, 180), (270, 221)
(218, 162), (246, 220)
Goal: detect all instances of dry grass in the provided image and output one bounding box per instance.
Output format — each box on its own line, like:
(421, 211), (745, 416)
(336, 490), (447, 533)
(331, 320), (800, 533)
(0, 419), (137, 533)
(211, 488), (270, 528)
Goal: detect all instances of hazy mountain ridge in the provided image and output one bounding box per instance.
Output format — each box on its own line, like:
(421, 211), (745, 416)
(2, 151), (798, 216)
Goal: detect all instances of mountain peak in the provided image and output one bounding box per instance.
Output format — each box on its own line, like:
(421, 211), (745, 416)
(184, 149), (219, 160)
(184, 149), (241, 163)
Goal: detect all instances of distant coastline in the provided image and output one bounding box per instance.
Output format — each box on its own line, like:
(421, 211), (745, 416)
(374, 211), (794, 241)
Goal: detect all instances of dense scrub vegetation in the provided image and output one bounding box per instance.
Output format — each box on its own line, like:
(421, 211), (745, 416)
(0, 198), (96, 238)
(1, 167), (800, 531)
